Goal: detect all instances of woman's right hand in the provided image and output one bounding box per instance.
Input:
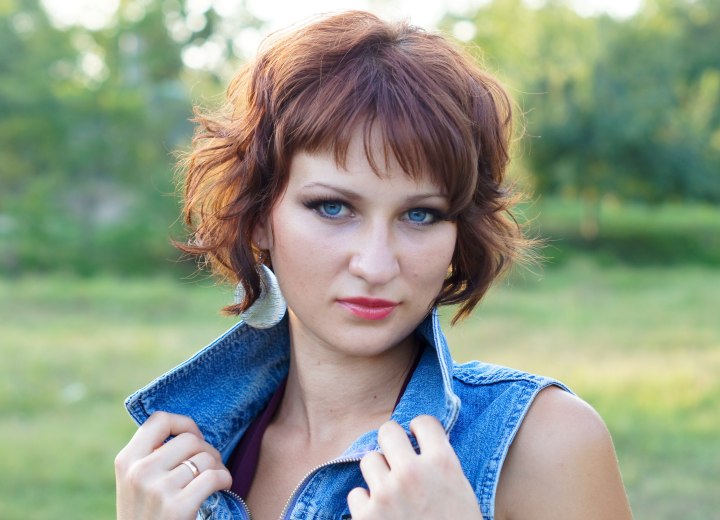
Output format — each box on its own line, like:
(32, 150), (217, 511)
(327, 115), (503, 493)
(115, 411), (232, 520)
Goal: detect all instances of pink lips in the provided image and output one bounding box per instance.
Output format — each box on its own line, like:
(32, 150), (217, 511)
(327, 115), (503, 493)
(337, 297), (399, 320)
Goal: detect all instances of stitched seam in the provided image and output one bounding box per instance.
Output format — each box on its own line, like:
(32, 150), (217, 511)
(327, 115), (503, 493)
(477, 380), (536, 518)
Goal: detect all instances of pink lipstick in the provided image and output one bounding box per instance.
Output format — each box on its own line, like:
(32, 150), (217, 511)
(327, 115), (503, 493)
(337, 297), (398, 320)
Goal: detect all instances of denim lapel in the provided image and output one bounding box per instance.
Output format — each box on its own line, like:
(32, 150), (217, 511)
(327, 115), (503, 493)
(124, 308), (459, 460)
(124, 315), (291, 460)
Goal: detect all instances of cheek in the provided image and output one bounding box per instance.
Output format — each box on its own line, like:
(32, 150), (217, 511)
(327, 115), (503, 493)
(404, 227), (457, 284)
(276, 221), (336, 258)
(269, 213), (341, 281)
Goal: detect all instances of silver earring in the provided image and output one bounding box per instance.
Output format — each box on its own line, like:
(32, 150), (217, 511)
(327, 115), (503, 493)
(233, 263), (287, 329)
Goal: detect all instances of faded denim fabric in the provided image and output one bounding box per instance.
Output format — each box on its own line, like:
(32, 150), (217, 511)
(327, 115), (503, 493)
(125, 308), (569, 519)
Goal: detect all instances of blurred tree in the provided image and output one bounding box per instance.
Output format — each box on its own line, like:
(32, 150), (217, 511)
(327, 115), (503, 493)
(0, 0), (184, 273)
(3, 0), (718, 273)
(450, 0), (720, 238)
(532, 0), (720, 236)
(0, 0), (260, 274)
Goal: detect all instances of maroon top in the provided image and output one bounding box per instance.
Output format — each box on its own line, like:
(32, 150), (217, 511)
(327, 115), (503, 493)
(227, 348), (423, 498)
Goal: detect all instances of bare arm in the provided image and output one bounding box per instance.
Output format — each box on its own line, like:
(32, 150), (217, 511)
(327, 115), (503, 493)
(495, 386), (633, 520)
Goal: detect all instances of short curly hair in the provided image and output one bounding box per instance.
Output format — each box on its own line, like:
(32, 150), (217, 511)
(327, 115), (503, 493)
(177, 10), (531, 323)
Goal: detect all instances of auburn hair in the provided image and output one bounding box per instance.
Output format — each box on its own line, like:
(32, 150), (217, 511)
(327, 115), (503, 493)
(177, 10), (531, 323)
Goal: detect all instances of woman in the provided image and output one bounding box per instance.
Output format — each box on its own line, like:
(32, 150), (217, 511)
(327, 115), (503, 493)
(115, 11), (633, 520)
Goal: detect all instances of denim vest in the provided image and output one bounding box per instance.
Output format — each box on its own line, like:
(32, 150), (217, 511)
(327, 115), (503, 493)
(125, 309), (567, 519)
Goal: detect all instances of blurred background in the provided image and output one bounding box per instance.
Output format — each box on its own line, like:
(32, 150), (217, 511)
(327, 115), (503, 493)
(1, 0), (718, 518)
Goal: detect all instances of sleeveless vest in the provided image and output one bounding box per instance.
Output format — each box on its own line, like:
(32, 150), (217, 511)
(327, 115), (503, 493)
(125, 309), (568, 519)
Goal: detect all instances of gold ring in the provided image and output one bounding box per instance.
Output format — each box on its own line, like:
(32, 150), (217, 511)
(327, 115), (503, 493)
(180, 459), (200, 478)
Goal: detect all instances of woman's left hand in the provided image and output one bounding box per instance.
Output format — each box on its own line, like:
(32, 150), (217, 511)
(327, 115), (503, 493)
(347, 415), (484, 520)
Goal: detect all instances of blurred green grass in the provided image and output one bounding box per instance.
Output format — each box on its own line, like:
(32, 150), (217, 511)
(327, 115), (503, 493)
(1, 260), (719, 518)
(529, 198), (720, 267)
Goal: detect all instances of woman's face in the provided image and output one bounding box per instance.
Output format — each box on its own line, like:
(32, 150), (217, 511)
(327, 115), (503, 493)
(254, 134), (457, 358)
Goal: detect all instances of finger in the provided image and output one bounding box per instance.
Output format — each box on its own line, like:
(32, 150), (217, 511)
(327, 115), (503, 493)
(409, 415), (451, 457)
(376, 421), (417, 469)
(150, 432), (222, 472)
(358, 451), (390, 490)
(167, 451), (220, 489)
(126, 412), (204, 459)
(347, 486), (371, 515)
(183, 468), (232, 499)
(176, 468), (233, 516)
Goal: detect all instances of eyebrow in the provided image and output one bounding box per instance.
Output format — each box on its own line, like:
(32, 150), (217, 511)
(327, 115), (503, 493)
(301, 182), (447, 204)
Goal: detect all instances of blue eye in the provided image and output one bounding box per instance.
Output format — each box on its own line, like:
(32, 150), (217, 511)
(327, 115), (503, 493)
(405, 208), (439, 225)
(320, 201), (344, 216)
(407, 209), (429, 222)
(303, 198), (352, 219)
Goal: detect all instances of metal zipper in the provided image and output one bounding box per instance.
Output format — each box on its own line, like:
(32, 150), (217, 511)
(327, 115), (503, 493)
(219, 456), (361, 519)
(223, 412), (458, 519)
(220, 489), (253, 520)
(277, 456), (363, 519)
(275, 412), (460, 519)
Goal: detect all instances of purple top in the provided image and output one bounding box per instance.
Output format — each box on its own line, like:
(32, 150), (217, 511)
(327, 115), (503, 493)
(228, 348), (423, 499)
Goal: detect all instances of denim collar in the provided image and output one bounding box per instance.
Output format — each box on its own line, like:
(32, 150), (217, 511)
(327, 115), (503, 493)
(125, 308), (460, 461)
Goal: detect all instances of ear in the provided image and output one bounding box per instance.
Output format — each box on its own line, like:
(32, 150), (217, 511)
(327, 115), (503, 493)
(252, 218), (273, 251)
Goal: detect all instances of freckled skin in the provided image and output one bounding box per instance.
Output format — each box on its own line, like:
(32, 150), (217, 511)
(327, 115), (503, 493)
(254, 136), (457, 364)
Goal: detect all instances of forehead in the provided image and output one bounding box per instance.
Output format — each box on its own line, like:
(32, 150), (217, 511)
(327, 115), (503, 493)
(298, 124), (444, 185)
(289, 130), (445, 195)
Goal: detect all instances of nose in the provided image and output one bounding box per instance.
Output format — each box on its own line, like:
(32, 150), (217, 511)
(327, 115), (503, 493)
(348, 221), (400, 286)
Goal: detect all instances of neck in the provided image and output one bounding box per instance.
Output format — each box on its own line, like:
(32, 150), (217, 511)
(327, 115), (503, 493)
(275, 318), (419, 446)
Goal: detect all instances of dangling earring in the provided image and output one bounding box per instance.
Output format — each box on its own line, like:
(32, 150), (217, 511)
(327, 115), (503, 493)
(233, 263), (287, 329)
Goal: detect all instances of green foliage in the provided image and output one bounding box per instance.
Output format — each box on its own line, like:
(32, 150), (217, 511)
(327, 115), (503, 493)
(0, 0), (216, 276)
(447, 0), (720, 208)
(543, 6), (718, 203)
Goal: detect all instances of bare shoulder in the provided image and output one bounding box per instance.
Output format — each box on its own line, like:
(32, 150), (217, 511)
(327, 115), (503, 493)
(495, 386), (633, 520)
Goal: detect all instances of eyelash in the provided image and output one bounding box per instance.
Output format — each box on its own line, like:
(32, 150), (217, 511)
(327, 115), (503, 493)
(303, 197), (351, 219)
(302, 197), (447, 226)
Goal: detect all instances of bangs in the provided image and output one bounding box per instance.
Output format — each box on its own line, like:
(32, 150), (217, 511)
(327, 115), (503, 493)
(270, 34), (481, 215)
